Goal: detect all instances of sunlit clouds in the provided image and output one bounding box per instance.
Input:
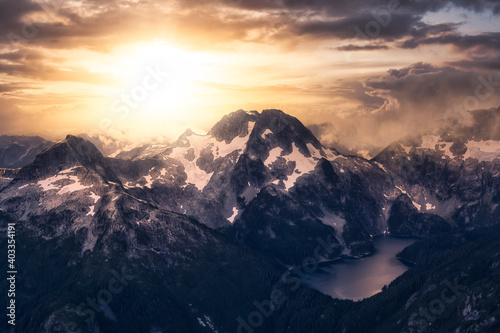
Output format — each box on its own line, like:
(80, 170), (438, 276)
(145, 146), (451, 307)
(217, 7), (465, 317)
(0, 0), (499, 154)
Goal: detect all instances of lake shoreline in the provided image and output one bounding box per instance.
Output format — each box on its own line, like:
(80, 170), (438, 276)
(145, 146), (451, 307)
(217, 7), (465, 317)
(302, 236), (418, 301)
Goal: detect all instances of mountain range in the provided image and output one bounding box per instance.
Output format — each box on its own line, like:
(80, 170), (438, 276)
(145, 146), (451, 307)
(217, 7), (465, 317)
(1, 108), (499, 332)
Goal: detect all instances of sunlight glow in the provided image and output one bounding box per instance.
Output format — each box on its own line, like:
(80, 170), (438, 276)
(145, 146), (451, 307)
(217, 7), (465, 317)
(111, 41), (213, 115)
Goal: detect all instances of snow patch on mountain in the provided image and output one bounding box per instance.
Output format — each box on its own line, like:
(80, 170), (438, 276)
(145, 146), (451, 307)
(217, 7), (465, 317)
(438, 142), (455, 159)
(143, 174), (154, 188)
(58, 176), (88, 195)
(282, 143), (318, 190)
(87, 205), (96, 216)
(400, 144), (412, 155)
(37, 171), (71, 192)
(37, 167), (89, 195)
(324, 148), (339, 160)
(464, 140), (500, 162)
(167, 122), (256, 190)
(420, 135), (441, 150)
(89, 192), (100, 203)
(306, 143), (323, 159)
(87, 192), (100, 217)
(182, 160), (214, 191)
(214, 121), (255, 157)
(261, 129), (273, 139)
(374, 162), (387, 173)
(395, 185), (407, 195)
(265, 147), (283, 166)
(228, 207), (239, 223)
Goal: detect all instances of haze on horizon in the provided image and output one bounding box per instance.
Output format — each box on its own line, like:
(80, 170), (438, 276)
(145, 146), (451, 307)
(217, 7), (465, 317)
(0, 0), (499, 157)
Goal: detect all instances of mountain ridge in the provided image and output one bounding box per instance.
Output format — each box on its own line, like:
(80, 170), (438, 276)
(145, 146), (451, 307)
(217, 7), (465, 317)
(1, 108), (500, 332)
(4, 108), (499, 265)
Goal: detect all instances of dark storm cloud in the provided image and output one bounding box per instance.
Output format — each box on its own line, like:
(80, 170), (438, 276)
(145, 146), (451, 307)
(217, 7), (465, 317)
(0, 0), (41, 31)
(306, 62), (500, 155)
(229, 0), (500, 48)
(0, 0), (498, 52)
(407, 22), (462, 38)
(384, 62), (440, 78)
(335, 44), (389, 51)
(402, 30), (500, 51)
(0, 49), (45, 63)
(448, 0), (500, 13)
(364, 62), (499, 110)
(449, 55), (500, 71)
(0, 0), (277, 51)
(224, 0), (500, 16)
(396, 22), (500, 72)
(344, 63), (500, 143)
(296, 12), (422, 40)
(0, 82), (37, 93)
(329, 81), (388, 111)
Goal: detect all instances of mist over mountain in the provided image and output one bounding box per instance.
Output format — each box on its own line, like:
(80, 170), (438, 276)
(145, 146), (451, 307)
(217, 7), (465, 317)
(1, 109), (499, 332)
(77, 133), (171, 159)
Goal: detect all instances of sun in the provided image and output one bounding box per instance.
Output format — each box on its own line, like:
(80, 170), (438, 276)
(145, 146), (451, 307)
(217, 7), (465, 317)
(111, 41), (210, 115)
(99, 40), (229, 139)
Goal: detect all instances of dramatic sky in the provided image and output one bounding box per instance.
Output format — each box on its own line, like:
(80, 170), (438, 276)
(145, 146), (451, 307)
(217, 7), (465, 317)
(0, 0), (499, 155)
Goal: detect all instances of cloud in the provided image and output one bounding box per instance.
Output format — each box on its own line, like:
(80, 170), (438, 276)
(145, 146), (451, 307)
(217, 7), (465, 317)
(295, 12), (423, 41)
(0, 0), (498, 53)
(448, 55), (500, 71)
(306, 63), (500, 154)
(0, 98), (28, 134)
(0, 82), (38, 94)
(0, 0), (41, 32)
(364, 63), (500, 110)
(394, 22), (500, 73)
(0, 0), (499, 151)
(225, 0), (500, 16)
(401, 30), (500, 52)
(335, 44), (389, 51)
(0, 48), (120, 85)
